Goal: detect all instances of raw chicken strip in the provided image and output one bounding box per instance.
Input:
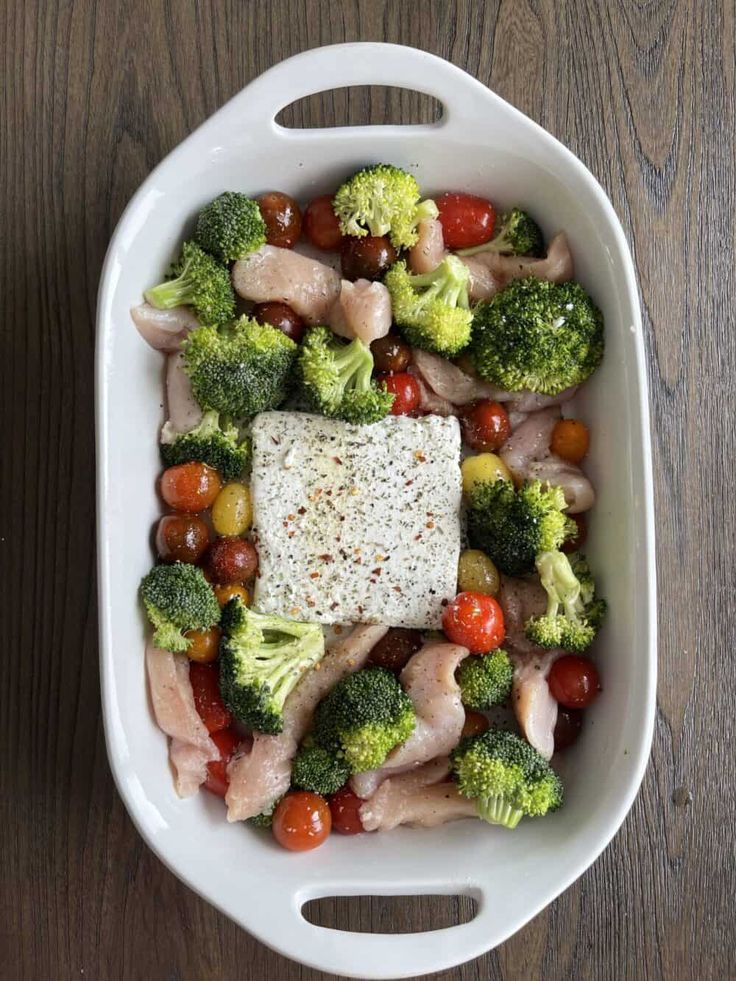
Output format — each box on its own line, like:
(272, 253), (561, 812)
(497, 575), (549, 657)
(463, 255), (504, 302)
(232, 245), (341, 325)
(351, 642), (469, 799)
(408, 367), (456, 417)
(131, 303), (199, 352)
(411, 349), (513, 405)
(225, 625), (388, 822)
(463, 232), (574, 302)
(360, 759), (476, 831)
(329, 279), (392, 345)
(527, 457), (595, 513)
(511, 649), (565, 761)
(145, 642), (218, 798)
(499, 407), (561, 481)
(507, 385), (579, 414)
(165, 352), (203, 433)
(408, 217), (446, 274)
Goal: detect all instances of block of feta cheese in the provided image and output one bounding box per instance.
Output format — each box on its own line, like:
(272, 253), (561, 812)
(251, 412), (462, 629)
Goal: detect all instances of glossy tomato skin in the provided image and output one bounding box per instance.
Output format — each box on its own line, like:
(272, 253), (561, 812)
(368, 628), (423, 674)
(204, 536), (258, 584)
(461, 400), (510, 452)
(370, 335), (411, 373)
(442, 591), (505, 653)
(257, 192), (302, 248)
(160, 463), (222, 513)
(436, 192), (496, 250)
(251, 302), (305, 343)
(553, 708), (584, 751)
(329, 787), (366, 835)
(184, 626), (221, 664)
(155, 514), (210, 564)
(461, 709), (490, 739)
(204, 727), (242, 797)
(377, 372), (420, 415)
(548, 655), (601, 709)
(341, 235), (397, 280)
(303, 195), (343, 251)
(272, 792), (332, 851)
(190, 662), (232, 733)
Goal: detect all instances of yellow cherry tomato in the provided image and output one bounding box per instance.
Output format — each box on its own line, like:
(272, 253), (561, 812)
(460, 453), (512, 497)
(184, 626), (221, 663)
(211, 482), (252, 537)
(213, 583), (251, 608)
(458, 549), (500, 596)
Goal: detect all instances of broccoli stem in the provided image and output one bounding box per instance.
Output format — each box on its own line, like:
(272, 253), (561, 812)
(145, 273), (193, 310)
(477, 795), (524, 829)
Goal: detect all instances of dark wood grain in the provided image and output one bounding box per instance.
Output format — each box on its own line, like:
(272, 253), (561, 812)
(2, 0), (735, 978)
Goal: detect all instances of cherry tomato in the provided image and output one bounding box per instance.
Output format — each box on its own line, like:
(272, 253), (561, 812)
(548, 655), (601, 709)
(211, 482), (253, 536)
(436, 192), (496, 250)
(257, 191), (302, 249)
(553, 708), (584, 751)
(442, 592), (505, 653)
(461, 400), (510, 452)
(213, 583), (251, 608)
(550, 418), (590, 465)
(561, 514), (587, 554)
(251, 301), (305, 343)
(461, 709), (490, 739)
(341, 235), (397, 280)
(189, 662), (231, 733)
(155, 514), (210, 564)
(303, 194), (343, 251)
(184, 626), (221, 664)
(204, 536), (258, 584)
(204, 727), (241, 797)
(369, 628), (423, 674)
(376, 372), (420, 415)
(272, 791), (332, 851)
(370, 335), (411, 373)
(457, 549), (500, 596)
(329, 787), (366, 835)
(160, 463), (222, 513)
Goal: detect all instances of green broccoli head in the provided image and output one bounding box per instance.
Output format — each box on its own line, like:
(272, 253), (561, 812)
(247, 798), (280, 828)
(466, 478), (576, 577)
(312, 667), (416, 773)
(195, 192), (266, 262)
(385, 256), (472, 356)
(139, 562), (220, 653)
(332, 164), (437, 249)
(183, 316), (297, 419)
(144, 241), (235, 326)
(457, 650), (513, 710)
(298, 326), (394, 424)
(160, 410), (250, 481)
(219, 598), (324, 734)
(291, 742), (351, 796)
(470, 277), (604, 394)
(458, 207), (544, 258)
(451, 728), (563, 828)
(525, 551), (607, 653)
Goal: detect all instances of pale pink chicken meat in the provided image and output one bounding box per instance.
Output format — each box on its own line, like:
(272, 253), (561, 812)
(225, 625), (388, 822)
(507, 385), (579, 414)
(328, 279), (392, 345)
(411, 349), (514, 405)
(359, 757), (477, 831)
(131, 302), (200, 352)
(408, 367), (456, 417)
(165, 352), (203, 433)
(528, 457), (596, 513)
(511, 649), (565, 761)
(497, 575), (549, 657)
(462, 232), (574, 302)
(408, 217), (446, 274)
(232, 245), (341, 325)
(351, 642), (470, 799)
(145, 642), (218, 798)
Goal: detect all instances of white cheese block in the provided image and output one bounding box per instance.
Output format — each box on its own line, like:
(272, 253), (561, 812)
(251, 412), (462, 629)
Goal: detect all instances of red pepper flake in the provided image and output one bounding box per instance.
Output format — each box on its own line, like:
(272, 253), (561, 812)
(414, 533), (423, 541)
(354, 557), (363, 565)
(282, 520), (289, 528)
(426, 511), (434, 517)
(326, 489), (333, 496)
(332, 456), (343, 465)
(330, 601), (339, 611)
(287, 513), (296, 521)
(297, 506), (307, 515)
(371, 568), (382, 576)
(318, 554), (333, 562)
(309, 572), (321, 580)
(306, 599), (316, 608)
(392, 586), (403, 594)
(405, 479), (414, 486)
(441, 598), (449, 607)
(426, 521), (435, 529)
(287, 531), (295, 538)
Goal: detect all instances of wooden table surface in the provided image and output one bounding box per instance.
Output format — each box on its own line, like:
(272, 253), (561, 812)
(3, 1), (735, 978)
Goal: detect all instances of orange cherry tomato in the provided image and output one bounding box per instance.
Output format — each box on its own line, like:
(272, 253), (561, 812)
(160, 463), (222, 513)
(189, 662), (231, 733)
(213, 583), (251, 608)
(436, 192), (496, 249)
(550, 419), (590, 465)
(442, 592), (505, 653)
(329, 787), (366, 835)
(461, 709), (490, 739)
(204, 727), (242, 797)
(184, 626), (221, 664)
(272, 791), (332, 851)
(548, 655), (601, 709)
(303, 194), (343, 251)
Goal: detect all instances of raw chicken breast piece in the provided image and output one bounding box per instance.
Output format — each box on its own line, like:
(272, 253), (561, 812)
(499, 407), (561, 481)
(131, 303), (199, 352)
(329, 279), (392, 345)
(463, 232), (574, 303)
(232, 245), (341, 325)
(408, 217), (446, 274)
(511, 649), (565, 760)
(411, 349), (513, 405)
(165, 352), (203, 434)
(359, 759), (477, 831)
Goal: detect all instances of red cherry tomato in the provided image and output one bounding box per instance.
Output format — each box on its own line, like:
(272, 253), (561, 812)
(189, 662), (231, 733)
(251, 301), (305, 343)
(461, 400), (511, 452)
(329, 787), (366, 835)
(204, 727), (241, 797)
(303, 195), (343, 251)
(272, 791), (332, 851)
(561, 514), (587, 554)
(436, 192), (496, 250)
(553, 708), (584, 751)
(548, 655), (601, 709)
(257, 191), (302, 249)
(204, 536), (259, 584)
(160, 463), (222, 513)
(376, 372), (420, 415)
(155, 514), (210, 564)
(442, 592), (505, 653)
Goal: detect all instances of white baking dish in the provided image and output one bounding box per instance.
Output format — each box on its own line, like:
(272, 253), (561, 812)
(96, 43), (656, 979)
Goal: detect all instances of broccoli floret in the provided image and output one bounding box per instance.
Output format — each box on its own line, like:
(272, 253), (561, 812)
(332, 164), (437, 249)
(470, 277), (604, 395)
(219, 597), (324, 734)
(466, 478), (576, 577)
(292, 742), (351, 796)
(312, 667), (416, 773)
(298, 326), (394, 424)
(248, 798), (279, 829)
(139, 562), (220, 653)
(458, 207), (544, 258)
(451, 728), (563, 828)
(183, 316), (297, 418)
(385, 256), (472, 356)
(525, 551), (607, 653)
(160, 410), (250, 480)
(144, 241), (235, 326)
(195, 192), (266, 262)
(457, 650), (513, 710)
